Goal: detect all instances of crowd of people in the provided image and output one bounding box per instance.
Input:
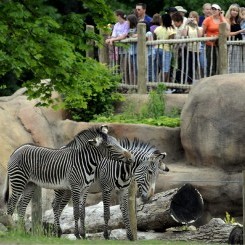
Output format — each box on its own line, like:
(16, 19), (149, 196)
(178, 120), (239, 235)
(105, 3), (245, 89)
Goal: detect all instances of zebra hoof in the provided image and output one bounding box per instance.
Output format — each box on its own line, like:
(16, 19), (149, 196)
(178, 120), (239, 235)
(74, 233), (81, 240)
(103, 230), (111, 240)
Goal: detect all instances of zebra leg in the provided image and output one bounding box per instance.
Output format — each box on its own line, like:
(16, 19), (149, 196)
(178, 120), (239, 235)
(102, 190), (112, 240)
(119, 188), (134, 241)
(79, 187), (89, 239)
(71, 188), (81, 239)
(7, 177), (28, 216)
(17, 182), (37, 229)
(52, 190), (71, 237)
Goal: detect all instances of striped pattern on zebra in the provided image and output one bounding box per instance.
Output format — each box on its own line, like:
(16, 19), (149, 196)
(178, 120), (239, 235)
(98, 138), (169, 240)
(50, 138), (169, 240)
(2, 125), (134, 239)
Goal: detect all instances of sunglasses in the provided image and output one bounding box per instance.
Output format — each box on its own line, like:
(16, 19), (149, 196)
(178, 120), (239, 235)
(211, 7), (219, 11)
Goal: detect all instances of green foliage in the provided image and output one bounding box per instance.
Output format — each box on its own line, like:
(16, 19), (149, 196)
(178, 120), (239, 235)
(93, 84), (181, 127)
(141, 84), (166, 119)
(224, 211), (236, 224)
(0, 0), (121, 121)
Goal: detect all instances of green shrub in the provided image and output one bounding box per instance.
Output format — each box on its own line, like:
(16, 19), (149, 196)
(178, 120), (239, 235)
(92, 84), (181, 127)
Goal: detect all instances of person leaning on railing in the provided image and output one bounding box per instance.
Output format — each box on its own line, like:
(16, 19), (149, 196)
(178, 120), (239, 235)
(225, 4), (245, 40)
(202, 4), (230, 77)
(182, 11), (203, 85)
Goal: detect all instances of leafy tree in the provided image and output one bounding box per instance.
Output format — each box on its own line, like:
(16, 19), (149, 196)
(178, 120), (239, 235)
(0, 0), (122, 121)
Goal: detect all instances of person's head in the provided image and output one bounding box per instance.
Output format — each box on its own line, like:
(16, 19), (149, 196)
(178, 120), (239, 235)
(136, 3), (147, 18)
(189, 11), (199, 21)
(165, 7), (177, 17)
(127, 14), (138, 29)
(175, 6), (187, 17)
(161, 13), (173, 28)
(151, 13), (161, 26)
(202, 3), (212, 17)
(171, 12), (183, 27)
(241, 7), (245, 19)
(187, 11), (199, 27)
(115, 10), (127, 21)
(211, 4), (222, 17)
(225, 4), (241, 23)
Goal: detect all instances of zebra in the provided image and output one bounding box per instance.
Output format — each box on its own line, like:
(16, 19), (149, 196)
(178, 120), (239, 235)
(2, 125), (134, 239)
(98, 138), (169, 240)
(49, 138), (169, 240)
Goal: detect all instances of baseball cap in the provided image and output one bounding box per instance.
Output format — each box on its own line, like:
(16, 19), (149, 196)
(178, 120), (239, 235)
(211, 4), (221, 10)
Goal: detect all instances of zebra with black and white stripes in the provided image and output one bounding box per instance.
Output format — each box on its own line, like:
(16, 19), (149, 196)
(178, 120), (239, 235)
(98, 138), (169, 240)
(2, 125), (134, 239)
(50, 138), (169, 240)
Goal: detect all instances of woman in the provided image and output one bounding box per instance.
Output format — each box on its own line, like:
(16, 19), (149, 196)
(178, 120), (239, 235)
(154, 13), (175, 82)
(106, 10), (129, 77)
(225, 4), (245, 40)
(202, 3), (230, 76)
(106, 10), (129, 45)
(225, 4), (245, 73)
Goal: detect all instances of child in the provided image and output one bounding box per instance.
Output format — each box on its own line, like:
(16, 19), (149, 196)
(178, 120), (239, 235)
(184, 11), (203, 84)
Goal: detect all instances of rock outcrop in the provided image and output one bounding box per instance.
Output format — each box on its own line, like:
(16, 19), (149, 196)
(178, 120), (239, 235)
(181, 74), (245, 171)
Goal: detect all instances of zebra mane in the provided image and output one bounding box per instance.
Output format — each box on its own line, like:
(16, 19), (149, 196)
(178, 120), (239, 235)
(66, 126), (107, 147)
(120, 137), (159, 155)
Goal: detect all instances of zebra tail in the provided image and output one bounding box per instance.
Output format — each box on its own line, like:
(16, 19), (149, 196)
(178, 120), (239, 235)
(3, 174), (9, 204)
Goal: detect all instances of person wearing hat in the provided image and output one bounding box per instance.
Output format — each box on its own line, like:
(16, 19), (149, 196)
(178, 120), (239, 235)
(175, 6), (188, 25)
(202, 3), (230, 76)
(165, 7), (178, 17)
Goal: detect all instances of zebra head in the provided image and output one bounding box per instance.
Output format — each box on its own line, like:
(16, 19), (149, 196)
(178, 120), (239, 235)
(136, 152), (169, 202)
(88, 134), (134, 164)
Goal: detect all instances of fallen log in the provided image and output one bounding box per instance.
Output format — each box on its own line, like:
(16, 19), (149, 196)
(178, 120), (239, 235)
(43, 184), (204, 234)
(137, 183), (204, 231)
(61, 218), (237, 243)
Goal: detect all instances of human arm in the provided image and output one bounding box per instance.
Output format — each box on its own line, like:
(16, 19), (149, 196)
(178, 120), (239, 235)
(229, 28), (245, 37)
(105, 33), (129, 45)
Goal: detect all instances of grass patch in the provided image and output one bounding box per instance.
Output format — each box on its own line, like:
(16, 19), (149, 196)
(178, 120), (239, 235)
(0, 229), (221, 245)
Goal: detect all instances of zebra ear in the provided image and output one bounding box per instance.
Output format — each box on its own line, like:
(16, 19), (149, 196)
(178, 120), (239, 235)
(100, 125), (109, 134)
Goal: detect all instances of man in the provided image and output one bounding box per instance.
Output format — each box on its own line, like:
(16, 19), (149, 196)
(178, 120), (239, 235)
(175, 6), (188, 25)
(135, 3), (152, 26)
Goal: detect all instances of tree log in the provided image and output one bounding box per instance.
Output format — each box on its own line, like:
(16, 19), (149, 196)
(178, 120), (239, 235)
(43, 184), (204, 234)
(137, 183), (204, 231)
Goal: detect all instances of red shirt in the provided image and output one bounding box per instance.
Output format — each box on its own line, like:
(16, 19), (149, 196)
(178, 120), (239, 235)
(203, 16), (220, 46)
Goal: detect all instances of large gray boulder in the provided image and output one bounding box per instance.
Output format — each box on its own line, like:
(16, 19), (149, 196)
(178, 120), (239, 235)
(181, 74), (245, 171)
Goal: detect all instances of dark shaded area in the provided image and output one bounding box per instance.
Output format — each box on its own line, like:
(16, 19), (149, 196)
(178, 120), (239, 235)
(228, 226), (243, 245)
(170, 183), (204, 224)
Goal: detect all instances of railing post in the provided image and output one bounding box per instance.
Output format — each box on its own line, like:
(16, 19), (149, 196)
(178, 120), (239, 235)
(32, 187), (42, 235)
(218, 23), (228, 74)
(128, 178), (137, 241)
(86, 25), (95, 59)
(137, 23), (147, 94)
(99, 29), (109, 65)
(243, 170), (245, 244)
